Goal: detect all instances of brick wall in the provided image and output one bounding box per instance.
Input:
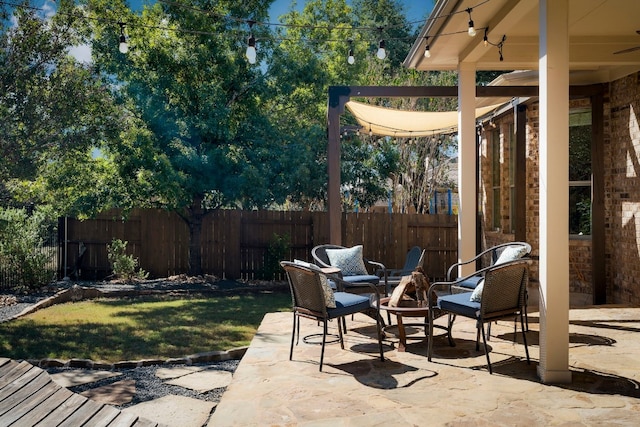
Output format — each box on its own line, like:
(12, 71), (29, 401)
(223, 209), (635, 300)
(478, 71), (640, 303)
(606, 72), (640, 304)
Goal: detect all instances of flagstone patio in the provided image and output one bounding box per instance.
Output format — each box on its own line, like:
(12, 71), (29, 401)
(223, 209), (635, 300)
(209, 300), (640, 426)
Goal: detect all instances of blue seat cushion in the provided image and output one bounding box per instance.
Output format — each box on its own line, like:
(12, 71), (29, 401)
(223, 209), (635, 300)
(327, 275), (380, 291)
(343, 275), (380, 285)
(456, 275), (483, 290)
(438, 292), (480, 319)
(327, 292), (372, 318)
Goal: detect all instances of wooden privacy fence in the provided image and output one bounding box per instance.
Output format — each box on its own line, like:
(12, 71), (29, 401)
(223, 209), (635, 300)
(60, 209), (458, 281)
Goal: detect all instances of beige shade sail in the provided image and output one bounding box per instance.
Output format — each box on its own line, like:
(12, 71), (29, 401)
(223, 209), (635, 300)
(345, 100), (505, 137)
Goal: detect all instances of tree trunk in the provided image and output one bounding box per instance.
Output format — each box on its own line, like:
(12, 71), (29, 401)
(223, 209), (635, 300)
(186, 197), (204, 276)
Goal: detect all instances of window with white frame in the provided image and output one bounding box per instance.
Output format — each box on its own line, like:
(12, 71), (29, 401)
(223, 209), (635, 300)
(569, 108), (591, 236)
(491, 128), (501, 230)
(508, 123), (516, 234)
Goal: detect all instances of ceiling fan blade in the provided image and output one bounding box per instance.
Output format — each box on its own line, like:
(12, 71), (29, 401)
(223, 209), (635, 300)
(614, 46), (640, 55)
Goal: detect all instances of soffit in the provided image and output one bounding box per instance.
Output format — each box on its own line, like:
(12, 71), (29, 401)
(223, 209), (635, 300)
(404, 0), (640, 83)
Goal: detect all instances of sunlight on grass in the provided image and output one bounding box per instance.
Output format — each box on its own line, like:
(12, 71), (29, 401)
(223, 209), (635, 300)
(0, 293), (291, 362)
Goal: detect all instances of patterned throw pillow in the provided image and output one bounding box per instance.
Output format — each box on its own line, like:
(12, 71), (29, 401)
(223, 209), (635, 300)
(470, 278), (484, 302)
(325, 245), (369, 276)
(494, 245), (528, 265)
(293, 259), (336, 308)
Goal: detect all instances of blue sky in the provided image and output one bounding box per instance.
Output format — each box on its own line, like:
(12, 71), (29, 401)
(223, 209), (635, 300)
(268, 0), (433, 25)
(125, 0), (432, 25)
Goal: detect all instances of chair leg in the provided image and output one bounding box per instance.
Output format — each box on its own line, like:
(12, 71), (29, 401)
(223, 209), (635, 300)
(520, 312), (530, 364)
(320, 319), (328, 371)
(524, 302), (529, 332)
(480, 323), (493, 374)
(475, 321), (481, 351)
(428, 310), (435, 361)
(447, 314), (456, 347)
(337, 317), (345, 350)
(375, 312), (384, 362)
(290, 313), (297, 361)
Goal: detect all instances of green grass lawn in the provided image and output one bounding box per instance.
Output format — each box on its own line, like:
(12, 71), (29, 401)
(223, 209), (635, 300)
(0, 292), (292, 363)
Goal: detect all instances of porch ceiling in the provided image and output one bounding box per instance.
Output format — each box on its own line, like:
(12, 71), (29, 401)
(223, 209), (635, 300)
(404, 0), (640, 83)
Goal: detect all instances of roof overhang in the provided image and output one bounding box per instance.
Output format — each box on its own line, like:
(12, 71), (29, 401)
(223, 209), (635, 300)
(404, 0), (640, 83)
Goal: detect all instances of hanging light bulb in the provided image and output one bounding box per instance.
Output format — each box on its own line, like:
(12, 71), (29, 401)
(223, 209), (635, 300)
(467, 8), (476, 37)
(377, 39), (386, 60)
(483, 28), (489, 47)
(369, 124), (373, 137)
(245, 20), (257, 64)
(424, 37), (431, 58)
(246, 35), (256, 64)
(118, 22), (128, 54)
(347, 48), (355, 64)
(376, 27), (386, 60)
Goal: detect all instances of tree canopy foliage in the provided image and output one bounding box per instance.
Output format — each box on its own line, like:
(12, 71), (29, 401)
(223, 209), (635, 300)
(1, 0), (469, 273)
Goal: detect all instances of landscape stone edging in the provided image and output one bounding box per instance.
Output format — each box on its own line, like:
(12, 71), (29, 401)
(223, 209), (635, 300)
(13, 285), (249, 370)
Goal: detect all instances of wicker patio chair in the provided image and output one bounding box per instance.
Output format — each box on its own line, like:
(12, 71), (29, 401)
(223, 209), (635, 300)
(447, 241), (532, 330)
(428, 259), (531, 374)
(280, 261), (385, 371)
(311, 244), (389, 295)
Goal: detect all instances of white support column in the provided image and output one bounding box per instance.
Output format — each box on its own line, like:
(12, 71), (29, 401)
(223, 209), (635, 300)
(457, 62), (477, 277)
(538, 0), (571, 383)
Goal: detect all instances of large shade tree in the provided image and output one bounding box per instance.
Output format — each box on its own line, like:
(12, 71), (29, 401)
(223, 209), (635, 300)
(0, 1), (124, 210)
(83, 0), (285, 274)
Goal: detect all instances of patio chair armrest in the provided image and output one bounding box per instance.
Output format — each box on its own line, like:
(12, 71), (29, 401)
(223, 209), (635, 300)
(365, 259), (385, 272)
(446, 255), (484, 280)
(447, 242), (532, 280)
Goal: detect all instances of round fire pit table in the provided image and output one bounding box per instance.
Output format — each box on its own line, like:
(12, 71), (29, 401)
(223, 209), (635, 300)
(378, 296), (446, 352)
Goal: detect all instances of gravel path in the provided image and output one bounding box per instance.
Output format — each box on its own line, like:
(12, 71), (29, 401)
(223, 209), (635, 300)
(45, 360), (240, 409)
(0, 292), (54, 322)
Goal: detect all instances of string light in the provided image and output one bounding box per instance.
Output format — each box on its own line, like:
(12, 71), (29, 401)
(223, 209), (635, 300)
(118, 22), (128, 54)
(0, 0), (498, 64)
(466, 8), (476, 37)
(423, 37), (431, 58)
(376, 27), (387, 60)
(245, 20), (257, 64)
(347, 39), (355, 64)
(483, 30), (507, 62)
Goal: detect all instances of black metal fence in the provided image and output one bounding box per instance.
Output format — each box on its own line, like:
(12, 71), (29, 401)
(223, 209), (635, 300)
(0, 216), (59, 292)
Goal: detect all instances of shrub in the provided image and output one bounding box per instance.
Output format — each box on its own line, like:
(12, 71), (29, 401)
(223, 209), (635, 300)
(106, 238), (148, 281)
(258, 233), (290, 280)
(0, 207), (57, 291)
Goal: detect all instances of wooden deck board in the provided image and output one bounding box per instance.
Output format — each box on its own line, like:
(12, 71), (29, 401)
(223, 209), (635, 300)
(15, 387), (74, 426)
(83, 404), (122, 427)
(0, 378), (58, 425)
(0, 370), (52, 417)
(0, 361), (36, 391)
(106, 411), (142, 427)
(0, 360), (161, 427)
(57, 398), (106, 427)
(34, 393), (88, 426)
(131, 417), (160, 427)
